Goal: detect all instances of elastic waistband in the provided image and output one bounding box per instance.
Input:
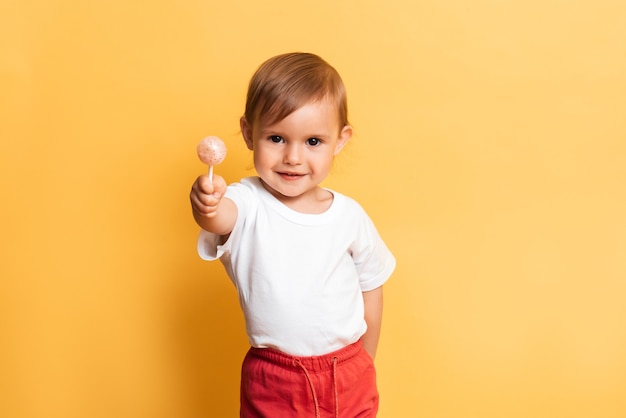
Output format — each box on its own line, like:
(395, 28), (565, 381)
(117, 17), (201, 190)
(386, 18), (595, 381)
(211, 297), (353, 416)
(248, 341), (363, 373)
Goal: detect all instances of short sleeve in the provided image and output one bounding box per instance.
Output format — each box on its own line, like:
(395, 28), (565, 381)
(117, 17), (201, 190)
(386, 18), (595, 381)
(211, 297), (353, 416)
(197, 228), (230, 260)
(351, 209), (396, 291)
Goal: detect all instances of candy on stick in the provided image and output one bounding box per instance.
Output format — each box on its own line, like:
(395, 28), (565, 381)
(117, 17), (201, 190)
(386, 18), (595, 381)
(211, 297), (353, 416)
(197, 136), (227, 182)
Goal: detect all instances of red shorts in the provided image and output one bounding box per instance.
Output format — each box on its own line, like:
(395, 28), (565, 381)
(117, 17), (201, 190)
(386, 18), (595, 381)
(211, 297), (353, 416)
(240, 340), (379, 418)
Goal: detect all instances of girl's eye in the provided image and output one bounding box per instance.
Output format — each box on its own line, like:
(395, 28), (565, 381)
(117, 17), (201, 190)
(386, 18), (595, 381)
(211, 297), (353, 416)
(269, 135), (284, 143)
(307, 138), (321, 146)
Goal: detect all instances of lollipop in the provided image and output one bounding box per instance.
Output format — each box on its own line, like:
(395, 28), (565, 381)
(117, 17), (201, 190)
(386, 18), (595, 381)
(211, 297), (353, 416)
(197, 136), (227, 182)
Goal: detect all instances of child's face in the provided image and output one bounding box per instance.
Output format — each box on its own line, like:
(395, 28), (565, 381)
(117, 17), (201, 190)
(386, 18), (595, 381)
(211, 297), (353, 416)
(241, 99), (351, 208)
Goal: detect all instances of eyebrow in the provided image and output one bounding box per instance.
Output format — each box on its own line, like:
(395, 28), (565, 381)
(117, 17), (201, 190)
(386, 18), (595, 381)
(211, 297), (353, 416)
(258, 129), (331, 140)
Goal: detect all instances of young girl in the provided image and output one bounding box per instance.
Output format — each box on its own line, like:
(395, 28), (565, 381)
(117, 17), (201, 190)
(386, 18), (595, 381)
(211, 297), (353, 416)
(190, 52), (396, 418)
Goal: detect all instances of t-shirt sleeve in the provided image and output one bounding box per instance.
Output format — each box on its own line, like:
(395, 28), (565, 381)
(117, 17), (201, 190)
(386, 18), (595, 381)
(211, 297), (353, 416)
(197, 228), (223, 260)
(352, 209), (396, 291)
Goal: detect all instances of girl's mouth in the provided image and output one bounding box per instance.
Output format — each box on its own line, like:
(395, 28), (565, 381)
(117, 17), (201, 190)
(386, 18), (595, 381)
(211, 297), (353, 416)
(278, 172), (305, 180)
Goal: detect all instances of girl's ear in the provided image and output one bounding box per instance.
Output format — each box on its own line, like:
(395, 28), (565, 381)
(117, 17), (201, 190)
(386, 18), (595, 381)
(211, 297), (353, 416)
(334, 125), (352, 156)
(240, 117), (254, 150)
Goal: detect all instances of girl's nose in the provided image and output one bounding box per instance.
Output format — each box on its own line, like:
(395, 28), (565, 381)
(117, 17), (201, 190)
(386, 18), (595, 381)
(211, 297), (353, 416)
(283, 143), (302, 165)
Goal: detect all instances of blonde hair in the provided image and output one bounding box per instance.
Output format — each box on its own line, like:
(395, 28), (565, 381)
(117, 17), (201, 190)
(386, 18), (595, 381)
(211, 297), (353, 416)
(244, 52), (349, 130)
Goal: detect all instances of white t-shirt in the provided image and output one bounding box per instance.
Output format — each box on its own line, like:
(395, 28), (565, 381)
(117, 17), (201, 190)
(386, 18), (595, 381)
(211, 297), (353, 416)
(198, 177), (396, 356)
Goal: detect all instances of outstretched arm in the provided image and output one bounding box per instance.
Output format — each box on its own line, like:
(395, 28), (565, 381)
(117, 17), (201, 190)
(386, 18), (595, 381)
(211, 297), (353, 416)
(361, 286), (384, 360)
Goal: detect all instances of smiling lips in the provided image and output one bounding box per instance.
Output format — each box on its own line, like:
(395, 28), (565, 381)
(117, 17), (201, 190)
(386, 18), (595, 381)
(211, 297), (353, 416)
(277, 171), (305, 180)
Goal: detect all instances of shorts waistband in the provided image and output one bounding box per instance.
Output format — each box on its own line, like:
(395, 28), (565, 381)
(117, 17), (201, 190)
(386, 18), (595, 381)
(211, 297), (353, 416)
(247, 340), (363, 372)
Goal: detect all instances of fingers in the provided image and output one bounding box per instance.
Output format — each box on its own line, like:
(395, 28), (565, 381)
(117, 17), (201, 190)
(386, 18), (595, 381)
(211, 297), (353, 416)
(197, 174), (226, 197)
(190, 174), (227, 216)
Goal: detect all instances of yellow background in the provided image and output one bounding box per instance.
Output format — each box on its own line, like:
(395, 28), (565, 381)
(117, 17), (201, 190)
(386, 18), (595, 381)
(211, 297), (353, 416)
(2, 0), (625, 417)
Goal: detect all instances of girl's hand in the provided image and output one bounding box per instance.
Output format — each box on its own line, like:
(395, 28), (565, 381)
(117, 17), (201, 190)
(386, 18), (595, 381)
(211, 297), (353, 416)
(190, 174), (227, 219)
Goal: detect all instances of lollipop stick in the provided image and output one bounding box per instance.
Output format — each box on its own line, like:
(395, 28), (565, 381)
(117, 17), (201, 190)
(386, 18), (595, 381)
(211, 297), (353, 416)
(208, 164), (214, 183)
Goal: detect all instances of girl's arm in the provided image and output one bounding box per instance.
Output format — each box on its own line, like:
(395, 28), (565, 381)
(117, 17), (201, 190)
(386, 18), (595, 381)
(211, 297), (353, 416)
(361, 286), (384, 360)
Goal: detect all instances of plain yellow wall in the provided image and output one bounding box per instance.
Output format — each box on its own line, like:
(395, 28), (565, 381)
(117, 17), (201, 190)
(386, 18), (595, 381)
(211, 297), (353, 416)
(2, 1), (625, 417)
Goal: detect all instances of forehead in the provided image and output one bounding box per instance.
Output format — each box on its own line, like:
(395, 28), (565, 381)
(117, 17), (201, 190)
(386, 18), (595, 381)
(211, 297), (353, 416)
(257, 99), (341, 131)
(256, 80), (342, 116)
